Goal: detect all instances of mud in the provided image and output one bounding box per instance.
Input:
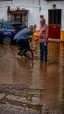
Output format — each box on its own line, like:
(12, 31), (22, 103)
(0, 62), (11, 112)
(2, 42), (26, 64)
(0, 41), (64, 114)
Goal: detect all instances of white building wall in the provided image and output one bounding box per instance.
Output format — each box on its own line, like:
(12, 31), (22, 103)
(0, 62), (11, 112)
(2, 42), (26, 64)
(0, 0), (64, 30)
(0, 1), (12, 21)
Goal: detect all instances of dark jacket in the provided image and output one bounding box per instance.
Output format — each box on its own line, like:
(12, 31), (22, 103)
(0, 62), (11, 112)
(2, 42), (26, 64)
(14, 28), (34, 40)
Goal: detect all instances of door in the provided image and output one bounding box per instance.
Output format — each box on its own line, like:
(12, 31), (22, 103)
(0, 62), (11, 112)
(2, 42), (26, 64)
(48, 9), (61, 39)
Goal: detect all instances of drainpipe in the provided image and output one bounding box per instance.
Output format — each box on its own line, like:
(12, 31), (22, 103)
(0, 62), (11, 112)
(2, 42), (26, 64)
(38, 0), (41, 12)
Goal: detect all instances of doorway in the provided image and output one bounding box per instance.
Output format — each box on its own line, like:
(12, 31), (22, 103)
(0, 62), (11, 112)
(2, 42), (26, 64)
(48, 9), (61, 39)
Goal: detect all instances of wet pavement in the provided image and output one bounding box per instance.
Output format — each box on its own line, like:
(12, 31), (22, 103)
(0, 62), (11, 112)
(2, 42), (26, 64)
(0, 40), (64, 114)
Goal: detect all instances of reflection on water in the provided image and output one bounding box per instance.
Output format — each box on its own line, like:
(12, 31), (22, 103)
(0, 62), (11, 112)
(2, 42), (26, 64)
(0, 41), (64, 114)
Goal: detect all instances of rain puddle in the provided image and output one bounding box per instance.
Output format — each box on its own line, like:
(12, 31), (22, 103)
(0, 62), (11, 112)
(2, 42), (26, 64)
(0, 41), (64, 114)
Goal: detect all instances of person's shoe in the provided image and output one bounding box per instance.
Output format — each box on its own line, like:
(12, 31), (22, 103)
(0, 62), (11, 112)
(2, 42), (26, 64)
(19, 50), (26, 56)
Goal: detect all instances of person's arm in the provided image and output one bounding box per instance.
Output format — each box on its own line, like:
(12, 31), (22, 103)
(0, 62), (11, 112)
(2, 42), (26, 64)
(30, 24), (36, 35)
(46, 26), (49, 40)
(33, 24), (36, 32)
(28, 25), (36, 38)
(44, 26), (49, 46)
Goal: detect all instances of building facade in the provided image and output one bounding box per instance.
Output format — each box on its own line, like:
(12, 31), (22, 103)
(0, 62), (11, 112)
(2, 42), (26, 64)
(0, 0), (64, 40)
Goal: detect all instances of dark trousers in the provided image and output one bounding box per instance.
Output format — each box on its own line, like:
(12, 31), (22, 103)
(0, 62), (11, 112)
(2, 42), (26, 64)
(16, 38), (30, 49)
(16, 38), (32, 56)
(40, 42), (48, 61)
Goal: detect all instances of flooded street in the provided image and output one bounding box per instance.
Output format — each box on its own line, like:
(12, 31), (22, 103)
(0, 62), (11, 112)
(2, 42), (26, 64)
(0, 40), (64, 114)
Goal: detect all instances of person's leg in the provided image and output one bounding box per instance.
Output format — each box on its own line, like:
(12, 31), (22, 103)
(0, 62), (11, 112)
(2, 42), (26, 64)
(19, 39), (30, 56)
(18, 48), (23, 55)
(43, 43), (48, 61)
(17, 38), (30, 56)
(40, 43), (43, 60)
(19, 39), (29, 56)
(25, 39), (30, 49)
(16, 39), (24, 55)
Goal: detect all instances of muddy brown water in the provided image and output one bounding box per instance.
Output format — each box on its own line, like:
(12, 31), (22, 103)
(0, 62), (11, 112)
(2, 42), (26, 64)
(0, 40), (64, 114)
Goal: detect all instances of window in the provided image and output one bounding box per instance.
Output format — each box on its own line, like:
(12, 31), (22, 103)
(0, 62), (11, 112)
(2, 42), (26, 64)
(48, 9), (61, 25)
(0, 23), (6, 29)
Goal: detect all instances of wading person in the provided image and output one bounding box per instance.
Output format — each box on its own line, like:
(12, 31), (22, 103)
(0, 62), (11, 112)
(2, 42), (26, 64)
(14, 25), (36, 56)
(38, 18), (48, 61)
